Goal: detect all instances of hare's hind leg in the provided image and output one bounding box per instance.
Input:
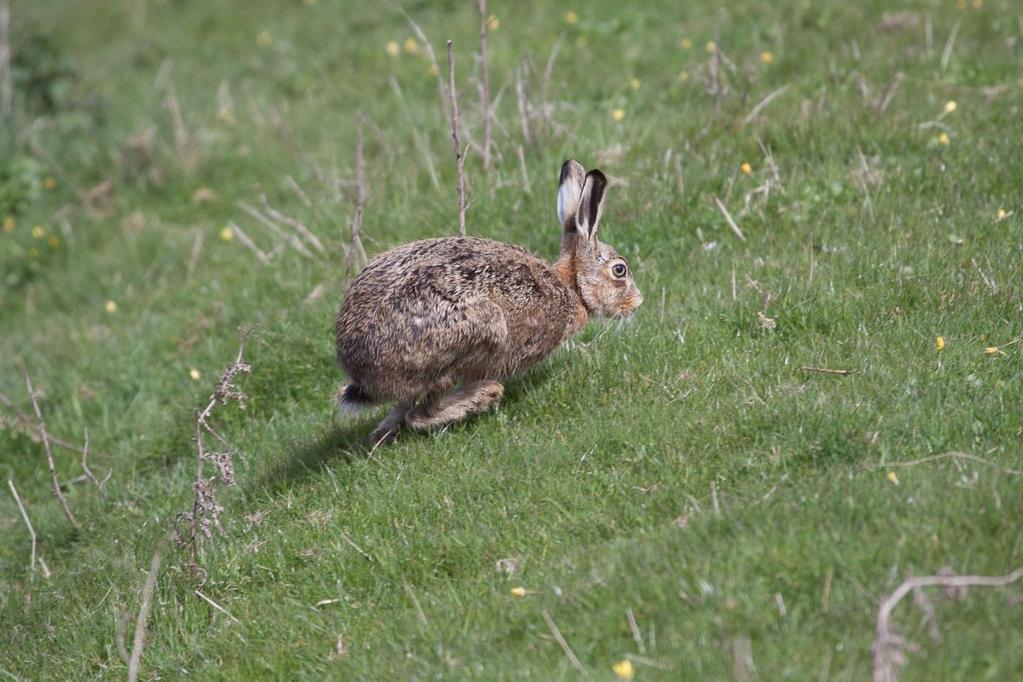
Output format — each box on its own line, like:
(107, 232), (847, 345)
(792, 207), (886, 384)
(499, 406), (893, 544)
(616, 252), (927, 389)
(404, 381), (504, 432)
(370, 402), (412, 446)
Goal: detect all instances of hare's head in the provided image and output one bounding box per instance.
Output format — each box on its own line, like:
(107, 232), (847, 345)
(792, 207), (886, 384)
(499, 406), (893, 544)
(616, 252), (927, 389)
(556, 160), (643, 318)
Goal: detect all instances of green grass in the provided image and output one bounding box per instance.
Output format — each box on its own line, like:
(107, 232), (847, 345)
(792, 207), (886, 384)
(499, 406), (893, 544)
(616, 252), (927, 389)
(2, 0), (1022, 679)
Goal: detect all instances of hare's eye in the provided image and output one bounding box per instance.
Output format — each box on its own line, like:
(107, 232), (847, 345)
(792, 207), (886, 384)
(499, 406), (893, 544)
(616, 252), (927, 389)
(612, 263), (627, 278)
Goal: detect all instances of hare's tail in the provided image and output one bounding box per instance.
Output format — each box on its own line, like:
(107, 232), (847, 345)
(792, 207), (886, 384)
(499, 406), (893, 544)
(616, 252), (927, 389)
(338, 383), (376, 414)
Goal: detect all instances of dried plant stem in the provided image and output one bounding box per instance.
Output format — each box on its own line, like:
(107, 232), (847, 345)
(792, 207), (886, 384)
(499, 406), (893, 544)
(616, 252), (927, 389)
(475, 0), (492, 172)
(343, 115), (369, 290)
(516, 144), (531, 193)
(713, 195), (746, 242)
(23, 369), (80, 529)
(515, 62), (531, 144)
(743, 85), (790, 125)
(127, 541), (165, 682)
(0, 391), (92, 456)
(541, 608), (587, 674)
(8, 479), (52, 579)
(447, 40), (468, 236)
(879, 451), (1022, 477)
(389, 76), (441, 190)
(80, 428), (110, 491)
(799, 366), (855, 376)
(194, 589), (241, 623)
(873, 568), (1023, 682)
(405, 15), (448, 119)
(181, 337), (250, 581)
(0, 0), (11, 120)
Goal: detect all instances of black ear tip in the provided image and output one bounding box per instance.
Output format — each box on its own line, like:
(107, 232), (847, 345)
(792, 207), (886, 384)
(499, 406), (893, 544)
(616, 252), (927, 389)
(560, 159), (579, 183)
(587, 169), (608, 189)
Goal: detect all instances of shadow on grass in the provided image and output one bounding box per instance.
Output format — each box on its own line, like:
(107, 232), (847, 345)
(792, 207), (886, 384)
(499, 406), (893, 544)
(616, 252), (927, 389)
(259, 360), (565, 493)
(258, 419), (374, 493)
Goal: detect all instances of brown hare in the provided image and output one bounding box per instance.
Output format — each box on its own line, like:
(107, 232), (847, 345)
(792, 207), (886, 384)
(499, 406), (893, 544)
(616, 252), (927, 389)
(335, 159), (643, 443)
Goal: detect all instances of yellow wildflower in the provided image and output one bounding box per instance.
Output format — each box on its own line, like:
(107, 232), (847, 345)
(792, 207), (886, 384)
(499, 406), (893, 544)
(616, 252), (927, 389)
(385, 40), (400, 57)
(31, 225), (45, 239)
(935, 336), (945, 351)
(985, 346), (999, 354)
(48, 235), (60, 248)
(43, 176), (57, 190)
(760, 50), (774, 64)
(887, 471), (899, 486)
(220, 226), (234, 241)
(2, 216), (14, 232)
(428, 63), (438, 77)
(996, 208), (1007, 221)
(741, 162), (752, 175)
(677, 70), (690, 82)
(105, 300), (118, 314)
(629, 78), (641, 91)
(564, 11), (578, 25)
(944, 100), (957, 113)
(680, 37), (693, 50)
(189, 368), (202, 380)
(257, 31), (272, 47)
(937, 132), (950, 146)
(611, 108), (625, 122)
(403, 37), (420, 55)
(510, 586), (527, 597)
(486, 15), (499, 31)
(612, 659), (636, 680)
(705, 40), (717, 53)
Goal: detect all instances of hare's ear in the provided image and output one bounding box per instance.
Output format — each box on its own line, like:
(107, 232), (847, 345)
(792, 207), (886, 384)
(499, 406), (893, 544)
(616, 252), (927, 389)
(575, 169), (608, 241)
(557, 159), (586, 231)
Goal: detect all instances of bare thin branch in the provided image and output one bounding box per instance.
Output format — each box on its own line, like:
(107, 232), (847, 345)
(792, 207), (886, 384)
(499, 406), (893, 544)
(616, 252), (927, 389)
(799, 366), (855, 376)
(0, 391), (92, 456)
(0, 0), (11, 119)
(447, 40), (468, 236)
(475, 0), (493, 172)
(8, 478), (52, 579)
(127, 542), (165, 682)
(878, 452), (1022, 477)
(23, 369), (80, 529)
(873, 568), (1023, 682)
(405, 15), (449, 121)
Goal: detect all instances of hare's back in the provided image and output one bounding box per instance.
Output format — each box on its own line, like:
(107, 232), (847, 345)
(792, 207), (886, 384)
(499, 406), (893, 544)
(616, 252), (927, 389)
(336, 237), (576, 387)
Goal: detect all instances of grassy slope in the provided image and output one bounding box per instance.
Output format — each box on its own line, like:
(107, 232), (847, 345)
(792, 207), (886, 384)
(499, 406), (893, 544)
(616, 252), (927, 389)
(2, 0), (1022, 679)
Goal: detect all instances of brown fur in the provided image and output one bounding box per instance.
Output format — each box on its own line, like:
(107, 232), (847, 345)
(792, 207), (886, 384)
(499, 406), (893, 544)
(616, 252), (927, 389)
(336, 160), (642, 442)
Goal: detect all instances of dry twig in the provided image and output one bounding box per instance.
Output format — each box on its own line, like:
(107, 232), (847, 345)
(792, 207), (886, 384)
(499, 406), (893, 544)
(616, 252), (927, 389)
(873, 568), (1023, 682)
(798, 366), (855, 376)
(175, 336), (251, 581)
(447, 40), (468, 236)
(475, 0), (493, 172)
(0, 0), (11, 120)
(0, 391), (93, 456)
(8, 479), (52, 579)
(23, 369), (80, 529)
(342, 115), (370, 291)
